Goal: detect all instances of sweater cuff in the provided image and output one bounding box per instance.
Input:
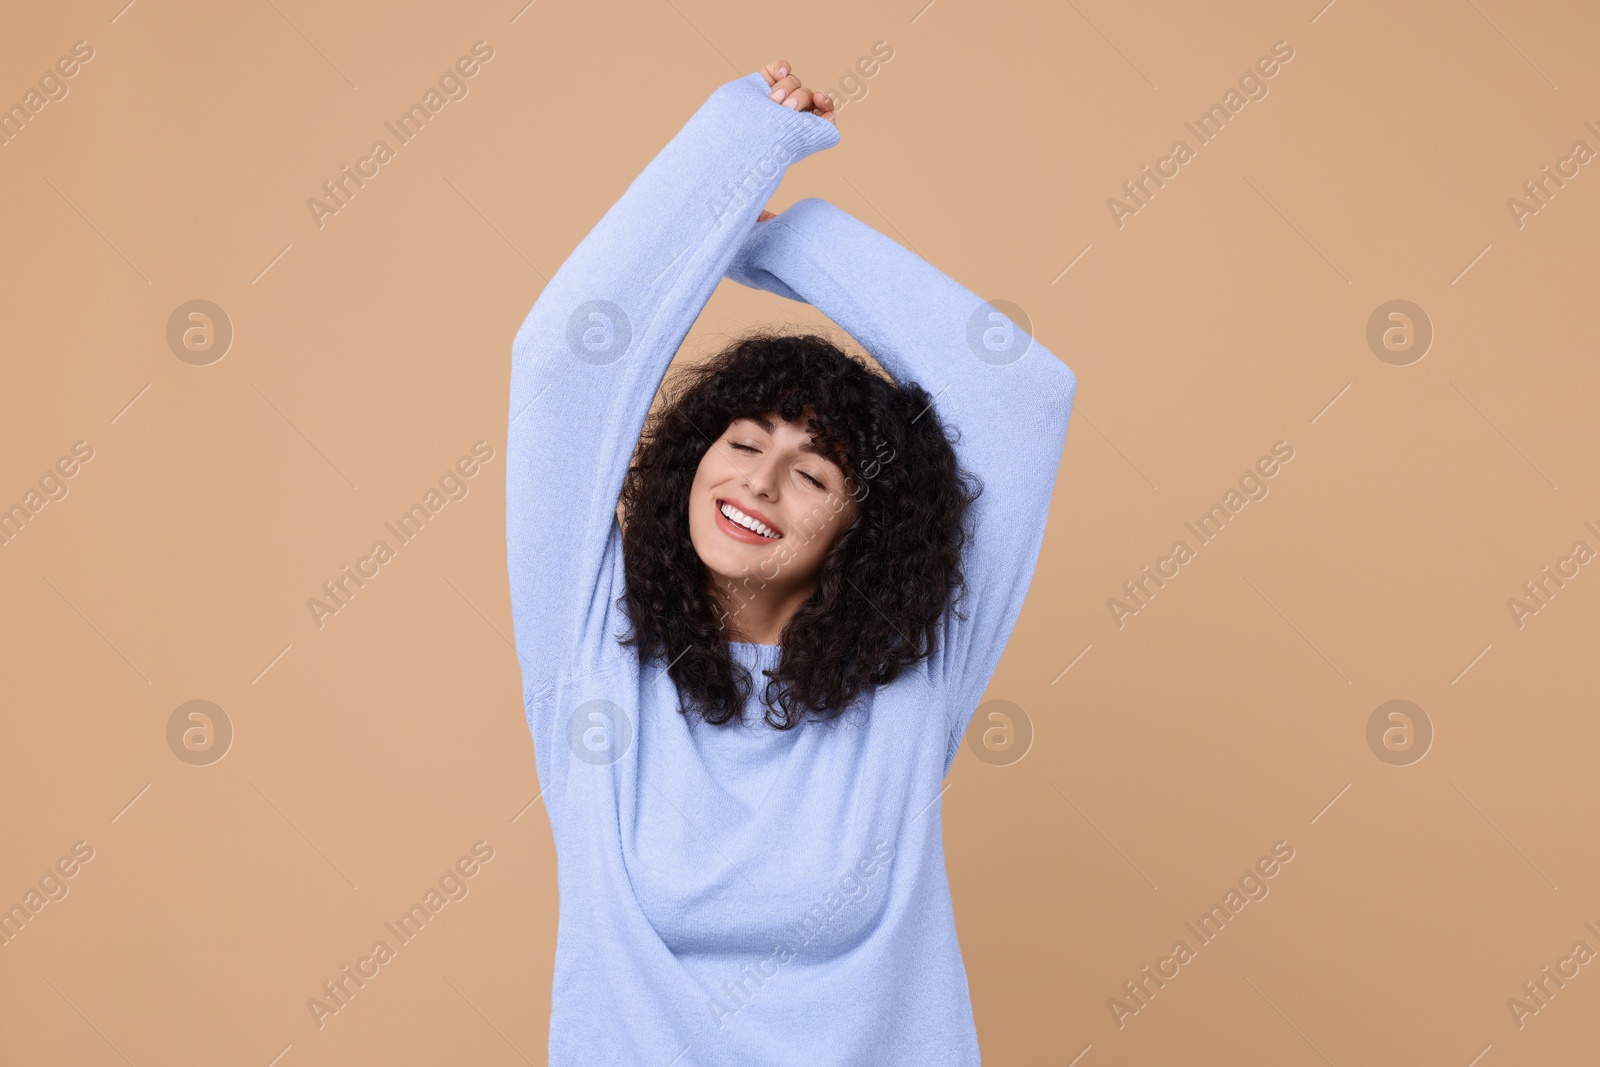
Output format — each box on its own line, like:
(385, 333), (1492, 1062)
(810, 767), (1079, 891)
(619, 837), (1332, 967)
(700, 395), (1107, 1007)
(713, 70), (842, 166)
(723, 196), (834, 299)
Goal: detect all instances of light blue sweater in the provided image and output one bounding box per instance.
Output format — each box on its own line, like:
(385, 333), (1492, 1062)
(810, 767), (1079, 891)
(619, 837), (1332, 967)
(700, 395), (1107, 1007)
(506, 69), (1075, 1067)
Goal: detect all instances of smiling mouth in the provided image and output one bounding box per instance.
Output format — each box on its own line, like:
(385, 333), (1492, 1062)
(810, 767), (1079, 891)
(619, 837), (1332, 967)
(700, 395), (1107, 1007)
(715, 498), (783, 541)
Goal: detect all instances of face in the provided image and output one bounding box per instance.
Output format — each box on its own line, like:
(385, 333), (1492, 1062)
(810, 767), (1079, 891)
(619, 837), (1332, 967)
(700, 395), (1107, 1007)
(688, 412), (859, 611)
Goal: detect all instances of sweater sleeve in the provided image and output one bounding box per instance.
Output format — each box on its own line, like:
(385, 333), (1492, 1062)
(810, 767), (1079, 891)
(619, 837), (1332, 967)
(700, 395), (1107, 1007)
(722, 198), (1075, 773)
(505, 74), (841, 732)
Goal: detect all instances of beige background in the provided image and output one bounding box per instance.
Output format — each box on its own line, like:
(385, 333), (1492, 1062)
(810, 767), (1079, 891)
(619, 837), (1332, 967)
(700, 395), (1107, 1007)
(2, 0), (1597, 1064)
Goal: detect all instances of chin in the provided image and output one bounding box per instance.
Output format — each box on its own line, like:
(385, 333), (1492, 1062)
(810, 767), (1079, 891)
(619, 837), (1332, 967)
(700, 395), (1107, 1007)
(692, 522), (772, 584)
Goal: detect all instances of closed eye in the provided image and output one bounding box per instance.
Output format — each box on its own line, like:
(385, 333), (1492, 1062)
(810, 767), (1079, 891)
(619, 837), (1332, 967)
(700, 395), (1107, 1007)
(729, 441), (828, 490)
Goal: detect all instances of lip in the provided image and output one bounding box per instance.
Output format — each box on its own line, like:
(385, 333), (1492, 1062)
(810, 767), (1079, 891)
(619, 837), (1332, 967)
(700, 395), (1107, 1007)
(714, 497), (783, 543)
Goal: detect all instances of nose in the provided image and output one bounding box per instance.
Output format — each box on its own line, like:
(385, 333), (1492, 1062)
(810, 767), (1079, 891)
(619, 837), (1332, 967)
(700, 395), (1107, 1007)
(741, 451), (781, 500)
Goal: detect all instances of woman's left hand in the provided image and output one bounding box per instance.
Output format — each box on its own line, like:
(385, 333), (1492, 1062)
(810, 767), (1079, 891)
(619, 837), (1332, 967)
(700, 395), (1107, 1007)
(756, 60), (833, 225)
(761, 59), (835, 122)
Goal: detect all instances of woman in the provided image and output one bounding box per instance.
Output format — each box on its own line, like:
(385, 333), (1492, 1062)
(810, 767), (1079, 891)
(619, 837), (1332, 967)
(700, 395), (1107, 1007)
(506, 59), (1075, 1066)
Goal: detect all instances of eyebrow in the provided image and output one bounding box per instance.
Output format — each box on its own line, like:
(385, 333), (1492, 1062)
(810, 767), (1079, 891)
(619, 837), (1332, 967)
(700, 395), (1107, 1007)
(747, 413), (834, 461)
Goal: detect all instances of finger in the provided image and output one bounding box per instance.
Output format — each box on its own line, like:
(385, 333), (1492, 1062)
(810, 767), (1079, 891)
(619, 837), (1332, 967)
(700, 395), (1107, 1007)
(790, 88), (826, 117)
(778, 84), (816, 109)
(761, 59), (791, 88)
(810, 89), (836, 121)
(769, 74), (801, 103)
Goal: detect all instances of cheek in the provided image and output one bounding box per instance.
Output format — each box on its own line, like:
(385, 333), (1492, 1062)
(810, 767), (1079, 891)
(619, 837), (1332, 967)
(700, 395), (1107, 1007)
(687, 465), (717, 534)
(691, 444), (732, 486)
(689, 452), (727, 501)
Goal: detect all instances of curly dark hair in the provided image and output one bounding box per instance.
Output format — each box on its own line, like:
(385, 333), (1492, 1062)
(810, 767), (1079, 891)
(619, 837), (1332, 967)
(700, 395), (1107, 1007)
(616, 327), (981, 729)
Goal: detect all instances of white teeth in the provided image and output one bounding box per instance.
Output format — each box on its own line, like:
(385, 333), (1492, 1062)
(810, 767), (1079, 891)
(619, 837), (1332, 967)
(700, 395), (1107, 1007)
(719, 501), (779, 539)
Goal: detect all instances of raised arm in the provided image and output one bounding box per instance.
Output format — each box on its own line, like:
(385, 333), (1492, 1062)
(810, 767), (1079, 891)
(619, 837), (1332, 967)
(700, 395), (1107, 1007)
(505, 69), (840, 721)
(723, 198), (1076, 773)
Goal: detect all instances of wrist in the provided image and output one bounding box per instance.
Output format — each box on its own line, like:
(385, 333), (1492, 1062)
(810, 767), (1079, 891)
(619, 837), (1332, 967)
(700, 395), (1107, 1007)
(707, 71), (841, 165)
